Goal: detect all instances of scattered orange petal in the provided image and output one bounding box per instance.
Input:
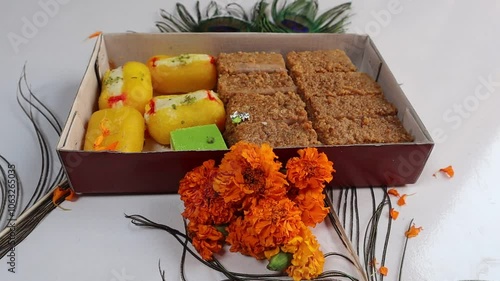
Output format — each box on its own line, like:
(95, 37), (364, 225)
(52, 186), (77, 210)
(405, 224), (423, 238)
(379, 266), (388, 276)
(370, 258), (378, 266)
(65, 189), (77, 201)
(387, 188), (400, 197)
(389, 208), (399, 220)
(397, 194), (407, 206)
(87, 31), (102, 39)
(439, 165), (454, 178)
(378, 266), (389, 276)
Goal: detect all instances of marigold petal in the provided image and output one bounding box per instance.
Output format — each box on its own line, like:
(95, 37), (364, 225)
(387, 188), (400, 197)
(389, 208), (399, 220)
(397, 194), (407, 206)
(405, 224), (423, 238)
(87, 31), (102, 39)
(379, 266), (388, 276)
(439, 165), (454, 178)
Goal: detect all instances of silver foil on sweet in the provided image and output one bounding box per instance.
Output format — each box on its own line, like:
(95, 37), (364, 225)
(230, 111), (251, 124)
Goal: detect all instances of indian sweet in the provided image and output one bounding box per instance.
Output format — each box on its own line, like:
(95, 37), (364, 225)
(147, 54), (217, 94)
(144, 90), (225, 145)
(170, 124), (227, 151)
(98, 61), (153, 114)
(83, 107), (145, 152)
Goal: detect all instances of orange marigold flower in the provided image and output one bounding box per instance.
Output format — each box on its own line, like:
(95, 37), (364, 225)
(226, 216), (266, 259)
(405, 224), (423, 238)
(179, 160), (236, 225)
(379, 266), (388, 276)
(286, 147), (334, 190)
(226, 197), (303, 259)
(389, 208), (399, 220)
(188, 222), (225, 261)
(397, 194), (408, 206)
(214, 142), (287, 209)
(387, 188), (400, 197)
(291, 189), (329, 227)
(282, 225), (325, 281)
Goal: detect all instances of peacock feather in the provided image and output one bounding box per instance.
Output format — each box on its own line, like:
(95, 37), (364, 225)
(156, 0), (351, 33)
(156, 1), (255, 33)
(266, 0), (351, 33)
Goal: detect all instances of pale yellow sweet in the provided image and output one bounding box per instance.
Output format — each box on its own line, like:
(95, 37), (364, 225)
(84, 107), (145, 152)
(98, 61), (153, 114)
(144, 90), (225, 145)
(147, 54), (217, 94)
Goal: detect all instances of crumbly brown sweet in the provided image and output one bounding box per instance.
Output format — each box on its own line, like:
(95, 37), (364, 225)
(337, 72), (383, 95)
(225, 91), (308, 131)
(295, 72), (382, 102)
(217, 52), (287, 74)
(224, 120), (319, 147)
(217, 72), (296, 102)
(286, 50), (357, 76)
(313, 116), (413, 145)
(219, 49), (413, 147)
(307, 95), (398, 121)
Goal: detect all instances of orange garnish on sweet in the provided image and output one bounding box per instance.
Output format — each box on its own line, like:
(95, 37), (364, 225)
(106, 141), (119, 151)
(390, 208), (399, 220)
(93, 119), (119, 151)
(405, 224), (423, 238)
(387, 188), (400, 197)
(379, 266), (388, 276)
(99, 119), (110, 136)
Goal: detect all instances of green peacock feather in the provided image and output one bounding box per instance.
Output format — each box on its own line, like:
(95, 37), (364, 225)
(156, 0), (351, 33)
(156, 1), (254, 32)
(266, 0), (352, 33)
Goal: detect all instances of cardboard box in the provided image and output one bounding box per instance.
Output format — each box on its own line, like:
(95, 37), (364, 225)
(57, 33), (434, 194)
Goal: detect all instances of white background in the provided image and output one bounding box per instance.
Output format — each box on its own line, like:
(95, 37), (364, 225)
(1, 0), (500, 280)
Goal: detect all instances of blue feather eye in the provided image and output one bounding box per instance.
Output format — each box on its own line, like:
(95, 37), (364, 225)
(281, 19), (309, 33)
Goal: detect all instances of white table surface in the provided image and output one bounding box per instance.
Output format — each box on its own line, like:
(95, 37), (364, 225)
(1, 0), (500, 280)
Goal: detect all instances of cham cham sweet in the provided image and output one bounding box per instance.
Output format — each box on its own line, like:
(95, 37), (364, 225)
(98, 61), (153, 115)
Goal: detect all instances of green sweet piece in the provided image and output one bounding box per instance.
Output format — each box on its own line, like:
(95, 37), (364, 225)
(170, 124), (227, 151)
